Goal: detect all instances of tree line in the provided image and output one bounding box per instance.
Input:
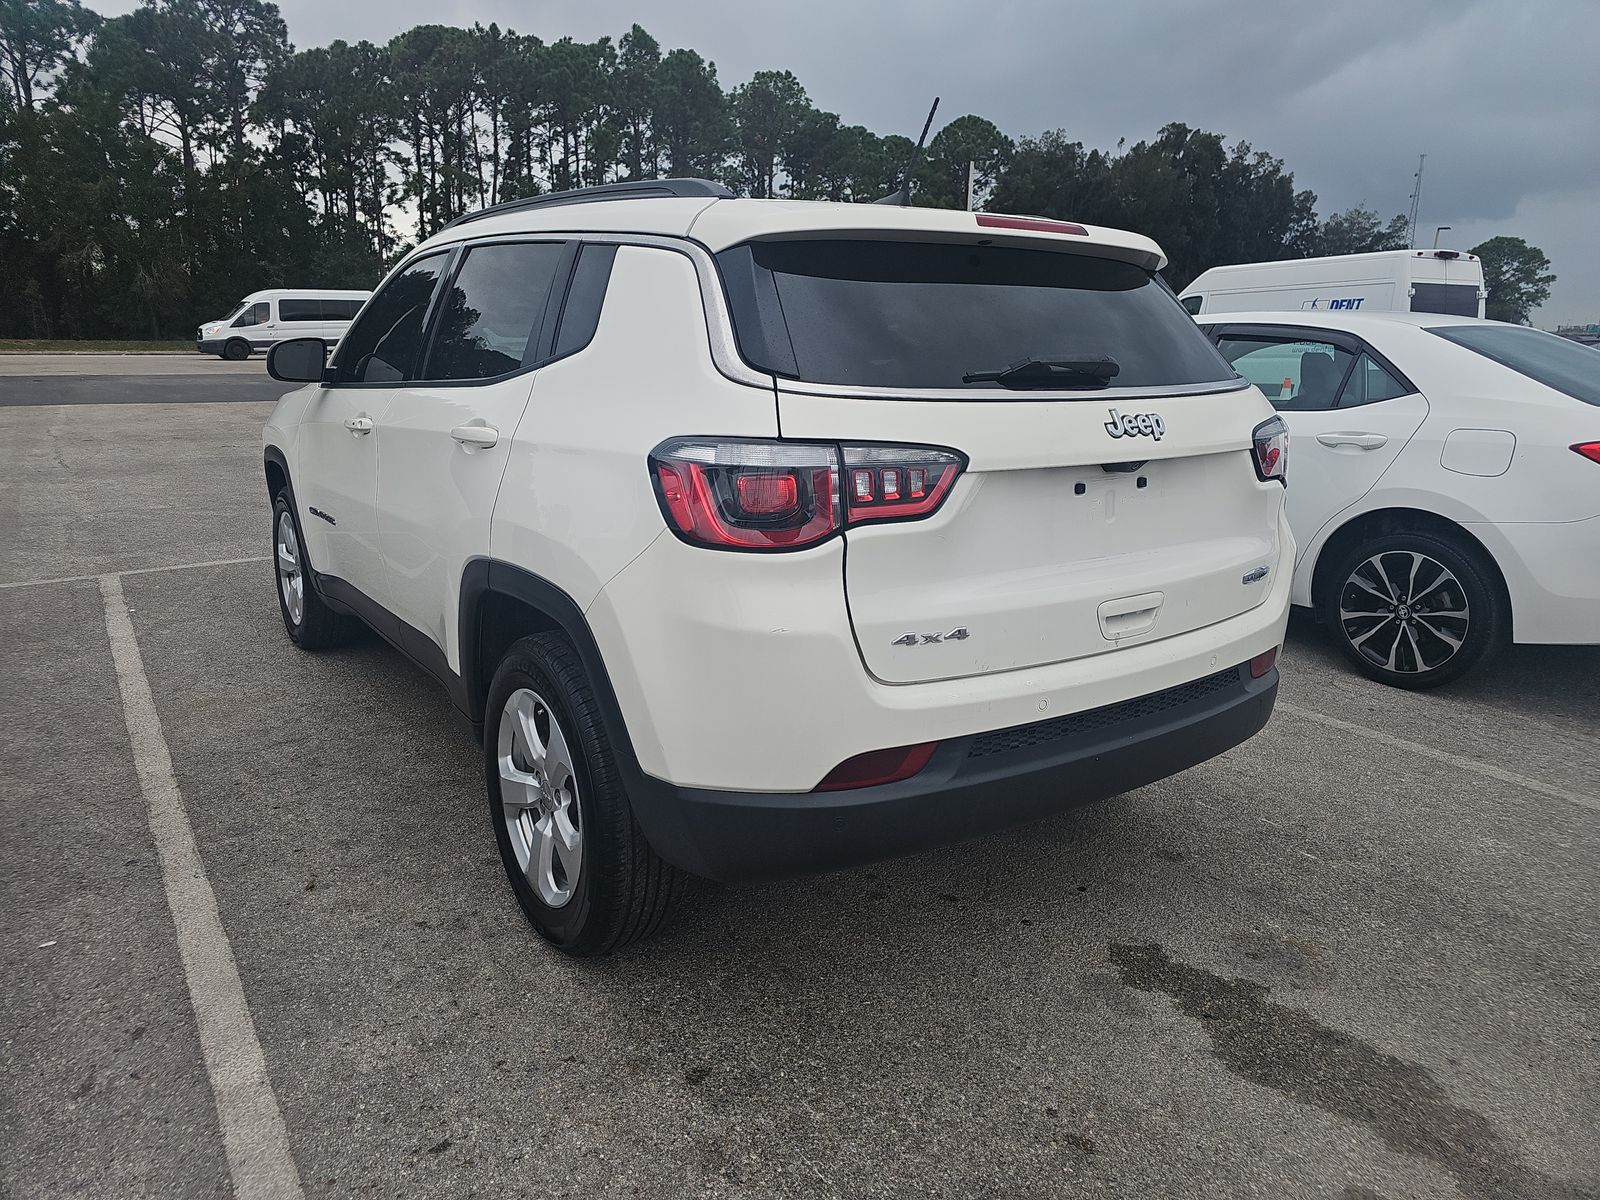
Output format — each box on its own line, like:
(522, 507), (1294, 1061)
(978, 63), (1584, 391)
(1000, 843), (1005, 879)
(0, 0), (1544, 340)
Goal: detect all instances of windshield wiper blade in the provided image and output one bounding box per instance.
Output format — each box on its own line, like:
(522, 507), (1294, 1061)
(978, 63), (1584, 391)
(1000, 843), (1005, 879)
(961, 356), (1121, 388)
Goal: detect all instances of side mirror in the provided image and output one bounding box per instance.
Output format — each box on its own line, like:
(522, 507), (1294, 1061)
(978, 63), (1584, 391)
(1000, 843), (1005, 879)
(266, 337), (328, 383)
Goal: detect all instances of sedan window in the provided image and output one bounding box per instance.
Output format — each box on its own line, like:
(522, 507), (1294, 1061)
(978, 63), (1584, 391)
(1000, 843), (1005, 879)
(1430, 325), (1600, 407)
(1336, 353), (1411, 407)
(1217, 335), (1354, 411)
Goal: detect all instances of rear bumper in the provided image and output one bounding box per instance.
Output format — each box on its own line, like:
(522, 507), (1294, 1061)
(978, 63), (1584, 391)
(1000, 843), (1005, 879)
(632, 663), (1278, 882)
(1468, 515), (1600, 644)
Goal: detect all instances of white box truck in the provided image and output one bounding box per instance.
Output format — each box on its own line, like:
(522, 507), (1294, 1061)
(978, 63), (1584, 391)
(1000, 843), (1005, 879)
(1178, 249), (1486, 319)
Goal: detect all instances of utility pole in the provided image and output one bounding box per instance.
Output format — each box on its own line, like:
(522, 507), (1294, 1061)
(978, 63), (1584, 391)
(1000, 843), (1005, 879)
(1433, 225), (1451, 249)
(1407, 154), (1427, 248)
(966, 160), (977, 211)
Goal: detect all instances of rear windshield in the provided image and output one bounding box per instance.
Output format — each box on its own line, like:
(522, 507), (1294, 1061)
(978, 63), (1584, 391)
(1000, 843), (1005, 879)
(1411, 282), (1479, 317)
(716, 239), (1237, 391)
(1430, 324), (1600, 406)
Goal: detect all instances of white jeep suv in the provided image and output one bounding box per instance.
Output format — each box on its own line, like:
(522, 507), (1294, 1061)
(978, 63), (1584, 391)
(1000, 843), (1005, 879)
(262, 180), (1293, 955)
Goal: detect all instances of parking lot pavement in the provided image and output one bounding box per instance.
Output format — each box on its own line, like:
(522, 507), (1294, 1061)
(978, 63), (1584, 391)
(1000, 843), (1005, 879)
(2, 397), (1597, 1199)
(0, 353), (286, 406)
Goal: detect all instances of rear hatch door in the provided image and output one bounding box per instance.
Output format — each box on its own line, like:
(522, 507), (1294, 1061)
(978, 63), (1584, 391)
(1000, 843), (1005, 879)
(723, 234), (1284, 685)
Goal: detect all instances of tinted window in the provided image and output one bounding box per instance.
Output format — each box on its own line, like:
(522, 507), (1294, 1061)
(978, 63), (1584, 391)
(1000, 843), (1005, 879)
(233, 301), (269, 328)
(717, 240), (1236, 390)
(423, 242), (566, 381)
(551, 243), (617, 359)
(325, 299), (363, 321)
(279, 298), (321, 322)
(332, 254), (449, 384)
(1337, 352), (1410, 407)
(1430, 324), (1600, 406)
(1217, 335), (1354, 411)
(1180, 294), (1203, 316)
(1411, 283), (1479, 317)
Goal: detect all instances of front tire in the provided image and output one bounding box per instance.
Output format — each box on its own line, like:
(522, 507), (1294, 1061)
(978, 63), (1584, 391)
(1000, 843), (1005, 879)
(484, 633), (683, 956)
(271, 492), (355, 649)
(223, 338), (251, 361)
(1319, 530), (1504, 689)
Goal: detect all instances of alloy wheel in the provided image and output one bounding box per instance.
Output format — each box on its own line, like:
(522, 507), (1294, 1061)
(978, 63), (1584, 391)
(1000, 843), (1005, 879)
(1337, 550), (1470, 675)
(275, 510), (305, 626)
(497, 688), (583, 908)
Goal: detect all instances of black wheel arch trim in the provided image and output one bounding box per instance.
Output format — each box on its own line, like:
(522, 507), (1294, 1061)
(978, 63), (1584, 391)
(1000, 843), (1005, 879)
(458, 559), (707, 870)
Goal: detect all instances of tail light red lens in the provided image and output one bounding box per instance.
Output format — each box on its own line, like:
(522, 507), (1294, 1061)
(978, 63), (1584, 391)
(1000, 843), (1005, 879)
(1252, 415), (1289, 485)
(840, 444), (964, 524)
(1571, 441), (1600, 465)
(813, 741), (939, 791)
(650, 438), (965, 551)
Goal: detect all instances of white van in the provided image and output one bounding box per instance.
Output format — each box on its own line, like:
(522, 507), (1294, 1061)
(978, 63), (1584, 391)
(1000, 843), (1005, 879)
(196, 289), (371, 360)
(1179, 249), (1485, 319)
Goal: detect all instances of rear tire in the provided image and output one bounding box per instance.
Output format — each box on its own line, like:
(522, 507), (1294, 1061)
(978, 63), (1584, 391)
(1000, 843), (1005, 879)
(1318, 529), (1504, 689)
(271, 492), (356, 649)
(484, 633), (683, 956)
(223, 338), (251, 361)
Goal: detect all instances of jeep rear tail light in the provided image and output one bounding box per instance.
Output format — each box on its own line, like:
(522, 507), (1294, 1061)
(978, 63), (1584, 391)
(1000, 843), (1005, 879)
(1571, 441), (1600, 465)
(650, 439), (839, 550)
(840, 444), (964, 524)
(649, 439), (965, 551)
(1252, 415), (1289, 485)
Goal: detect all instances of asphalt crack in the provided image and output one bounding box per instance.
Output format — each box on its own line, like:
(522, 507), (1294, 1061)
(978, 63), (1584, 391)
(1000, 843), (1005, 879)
(1108, 943), (1586, 1200)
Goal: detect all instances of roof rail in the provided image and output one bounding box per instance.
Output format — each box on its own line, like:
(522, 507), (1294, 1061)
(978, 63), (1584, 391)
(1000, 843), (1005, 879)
(443, 178), (734, 230)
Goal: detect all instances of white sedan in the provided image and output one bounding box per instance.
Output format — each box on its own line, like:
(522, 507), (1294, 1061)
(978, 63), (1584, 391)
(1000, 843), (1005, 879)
(1199, 311), (1599, 688)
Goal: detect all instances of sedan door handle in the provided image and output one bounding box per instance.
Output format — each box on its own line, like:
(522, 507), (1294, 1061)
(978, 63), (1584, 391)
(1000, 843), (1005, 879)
(343, 415), (373, 436)
(450, 423), (499, 449)
(1316, 431), (1388, 450)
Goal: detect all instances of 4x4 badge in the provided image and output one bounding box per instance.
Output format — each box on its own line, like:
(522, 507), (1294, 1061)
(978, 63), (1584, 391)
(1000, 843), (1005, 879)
(892, 628), (970, 647)
(1104, 408), (1166, 441)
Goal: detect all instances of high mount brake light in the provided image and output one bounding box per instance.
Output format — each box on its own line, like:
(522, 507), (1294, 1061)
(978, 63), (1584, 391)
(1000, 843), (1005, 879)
(649, 439), (965, 551)
(1251, 415), (1289, 485)
(975, 213), (1088, 237)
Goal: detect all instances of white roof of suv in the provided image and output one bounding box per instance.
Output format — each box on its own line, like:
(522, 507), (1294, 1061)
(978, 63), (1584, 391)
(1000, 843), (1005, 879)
(415, 181), (1168, 271)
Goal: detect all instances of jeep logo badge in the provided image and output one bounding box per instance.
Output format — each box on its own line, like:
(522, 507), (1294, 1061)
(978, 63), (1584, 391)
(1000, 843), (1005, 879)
(1104, 409), (1166, 441)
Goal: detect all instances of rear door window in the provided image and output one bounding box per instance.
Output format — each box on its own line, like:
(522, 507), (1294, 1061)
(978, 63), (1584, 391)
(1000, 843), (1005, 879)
(717, 240), (1236, 391)
(331, 253), (450, 384)
(1216, 335), (1354, 412)
(1410, 283), (1480, 317)
(422, 242), (567, 381)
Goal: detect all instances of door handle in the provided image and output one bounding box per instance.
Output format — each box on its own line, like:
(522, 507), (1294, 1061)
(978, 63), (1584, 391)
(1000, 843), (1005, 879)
(1316, 432), (1387, 450)
(450, 423), (499, 449)
(343, 415), (373, 436)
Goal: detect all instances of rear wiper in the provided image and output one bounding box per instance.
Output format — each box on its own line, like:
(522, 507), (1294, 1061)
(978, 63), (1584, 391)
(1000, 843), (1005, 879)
(961, 356), (1121, 388)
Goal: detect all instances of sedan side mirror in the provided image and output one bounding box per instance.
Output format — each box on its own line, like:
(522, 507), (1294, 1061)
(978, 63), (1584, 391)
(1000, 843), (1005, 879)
(267, 337), (329, 383)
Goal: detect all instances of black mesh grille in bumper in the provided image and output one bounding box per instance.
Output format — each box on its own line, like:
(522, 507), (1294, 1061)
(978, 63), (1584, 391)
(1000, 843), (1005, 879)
(966, 668), (1242, 760)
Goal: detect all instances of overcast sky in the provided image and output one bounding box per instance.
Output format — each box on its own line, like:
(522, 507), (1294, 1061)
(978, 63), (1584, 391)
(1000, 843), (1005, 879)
(101, 0), (1600, 325)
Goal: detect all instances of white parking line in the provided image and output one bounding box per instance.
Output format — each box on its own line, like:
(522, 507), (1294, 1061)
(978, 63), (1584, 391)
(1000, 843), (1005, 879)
(99, 573), (304, 1200)
(0, 556), (268, 591)
(1276, 700), (1600, 813)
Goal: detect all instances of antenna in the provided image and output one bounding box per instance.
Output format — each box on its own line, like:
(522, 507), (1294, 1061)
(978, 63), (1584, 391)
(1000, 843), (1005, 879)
(872, 96), (940, 206)
(1406, 153), (1426, 248)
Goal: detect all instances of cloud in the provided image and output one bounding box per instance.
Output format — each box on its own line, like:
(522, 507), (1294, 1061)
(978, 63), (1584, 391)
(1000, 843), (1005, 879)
(92, 0), (1600, 322)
